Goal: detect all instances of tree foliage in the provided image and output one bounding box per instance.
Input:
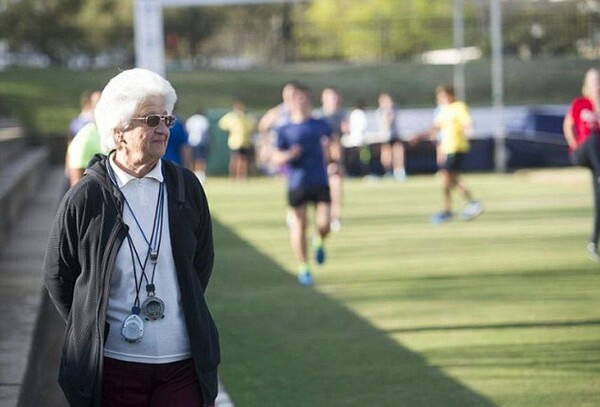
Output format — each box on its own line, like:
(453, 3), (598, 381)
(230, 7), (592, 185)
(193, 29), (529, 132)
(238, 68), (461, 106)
(75, 0), (133, 56)
(163, 6), (224, 59)
(296, 0), (595, 61)
(298, 0), (456, 61)
(0, 0), (598, 66)
(0, 0), (82, 63)
(185, 4), (293, 63)
(0, 0), (133, 64)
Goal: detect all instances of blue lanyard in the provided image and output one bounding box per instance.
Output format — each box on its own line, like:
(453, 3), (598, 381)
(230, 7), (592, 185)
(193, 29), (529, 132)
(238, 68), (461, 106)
(107, 159), (165, 313)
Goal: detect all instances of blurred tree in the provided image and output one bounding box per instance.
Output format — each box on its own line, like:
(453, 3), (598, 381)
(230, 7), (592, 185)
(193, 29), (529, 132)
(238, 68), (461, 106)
(0, 0), (594, 66)
(0, 0), (83, 64)
(0, 0), (133, 65)
(501, 1), (591, 58)
(297, 0), (589, 61)
(299, 0), (456, 61)
(75, 0), (133, 57)
(185, 4), (292, 64)
(163, 6), (224, 61)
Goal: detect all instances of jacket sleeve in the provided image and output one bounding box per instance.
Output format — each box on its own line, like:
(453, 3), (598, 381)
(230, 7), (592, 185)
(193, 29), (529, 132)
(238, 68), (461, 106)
(43, 192), (81, 322)
(191, 176), (215, 292)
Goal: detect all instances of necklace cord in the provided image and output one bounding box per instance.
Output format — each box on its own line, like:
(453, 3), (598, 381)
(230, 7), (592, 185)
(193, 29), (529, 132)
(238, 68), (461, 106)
(106, 159), (165, 311)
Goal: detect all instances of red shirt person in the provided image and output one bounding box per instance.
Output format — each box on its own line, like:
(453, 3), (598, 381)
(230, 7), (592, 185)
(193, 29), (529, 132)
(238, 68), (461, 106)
(563, 68), (600, 259)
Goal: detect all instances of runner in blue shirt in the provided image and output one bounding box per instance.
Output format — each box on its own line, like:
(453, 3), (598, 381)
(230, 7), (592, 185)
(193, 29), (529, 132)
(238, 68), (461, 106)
(274, 83), (333, 286)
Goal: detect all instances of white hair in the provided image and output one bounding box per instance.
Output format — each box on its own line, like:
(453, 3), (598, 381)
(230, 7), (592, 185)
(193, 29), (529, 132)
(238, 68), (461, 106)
(94, 68), (177, 152)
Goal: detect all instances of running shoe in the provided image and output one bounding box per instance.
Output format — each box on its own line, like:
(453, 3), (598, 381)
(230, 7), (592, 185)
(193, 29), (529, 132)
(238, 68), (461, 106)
(460, 200), (483, 221)
(298, 271), (314, 286)
(315, 246), (326, 265)
(312, 235), (326, 265)
(393, 168), (407, 181)
(330, 218), (342, 233)
(431, 210), (453, 224)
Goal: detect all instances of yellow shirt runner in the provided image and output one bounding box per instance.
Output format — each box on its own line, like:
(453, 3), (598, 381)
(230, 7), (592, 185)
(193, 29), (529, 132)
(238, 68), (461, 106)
(434, 101), (472, 155)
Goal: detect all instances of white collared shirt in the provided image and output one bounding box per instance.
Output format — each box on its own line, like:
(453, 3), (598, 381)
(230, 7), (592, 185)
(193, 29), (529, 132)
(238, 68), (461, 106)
(104, 155), (191, 364)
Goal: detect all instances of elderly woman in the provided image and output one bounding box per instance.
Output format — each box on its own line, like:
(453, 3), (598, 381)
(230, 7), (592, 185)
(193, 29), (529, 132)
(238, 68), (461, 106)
(43, 68), (220, 407)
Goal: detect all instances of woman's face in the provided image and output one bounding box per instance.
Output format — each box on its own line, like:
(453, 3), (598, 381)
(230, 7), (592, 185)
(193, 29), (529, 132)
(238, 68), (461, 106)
(118, 96), (170, 165)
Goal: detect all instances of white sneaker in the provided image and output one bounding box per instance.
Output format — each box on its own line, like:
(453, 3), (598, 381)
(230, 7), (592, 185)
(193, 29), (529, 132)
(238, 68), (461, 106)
(330, 218), (342, 232)
(460, 200), (483, 221)
(393, 168), (406, 181)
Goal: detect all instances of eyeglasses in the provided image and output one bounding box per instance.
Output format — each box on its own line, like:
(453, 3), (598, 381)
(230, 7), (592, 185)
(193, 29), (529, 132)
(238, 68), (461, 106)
(131, 115), (177, 128)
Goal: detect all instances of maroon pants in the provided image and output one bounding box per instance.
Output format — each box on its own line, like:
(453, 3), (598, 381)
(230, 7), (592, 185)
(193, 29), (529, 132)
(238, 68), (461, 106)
(102, 357), (207, 407)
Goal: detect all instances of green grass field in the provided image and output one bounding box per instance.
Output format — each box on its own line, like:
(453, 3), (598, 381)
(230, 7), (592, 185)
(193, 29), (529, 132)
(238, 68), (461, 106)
(204, 168), (600, 407)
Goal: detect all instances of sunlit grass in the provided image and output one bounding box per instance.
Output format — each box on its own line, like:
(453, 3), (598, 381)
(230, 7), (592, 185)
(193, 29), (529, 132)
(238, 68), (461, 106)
(206, 168), (600, 407)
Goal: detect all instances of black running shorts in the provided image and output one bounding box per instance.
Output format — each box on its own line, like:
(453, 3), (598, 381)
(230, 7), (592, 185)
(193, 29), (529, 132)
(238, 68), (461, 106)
(440, 152), (466, 171)
(288, 186), (331, 208)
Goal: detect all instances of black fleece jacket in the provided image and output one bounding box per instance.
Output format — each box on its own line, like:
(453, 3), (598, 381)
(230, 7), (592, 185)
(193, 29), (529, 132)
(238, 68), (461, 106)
(43, 154), (220, 407)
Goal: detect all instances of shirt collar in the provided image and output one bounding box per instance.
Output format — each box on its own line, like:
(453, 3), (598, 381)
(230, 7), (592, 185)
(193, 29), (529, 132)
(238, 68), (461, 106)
(108, 154), (164, 187)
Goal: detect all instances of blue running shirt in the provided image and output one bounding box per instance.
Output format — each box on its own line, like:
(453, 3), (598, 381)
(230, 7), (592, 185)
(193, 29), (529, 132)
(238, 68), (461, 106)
(277, 118), (332, 191)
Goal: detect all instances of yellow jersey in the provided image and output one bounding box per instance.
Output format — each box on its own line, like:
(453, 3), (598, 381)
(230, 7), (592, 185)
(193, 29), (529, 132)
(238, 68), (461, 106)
(434, 101), (472, 154)
(218, 111), (256, 150)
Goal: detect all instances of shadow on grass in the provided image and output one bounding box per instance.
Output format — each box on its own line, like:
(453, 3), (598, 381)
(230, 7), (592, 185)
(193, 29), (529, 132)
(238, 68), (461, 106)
(209, 220), (498, 407)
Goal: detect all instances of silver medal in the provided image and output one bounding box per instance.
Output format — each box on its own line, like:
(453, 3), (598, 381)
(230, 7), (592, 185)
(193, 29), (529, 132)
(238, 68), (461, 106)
(121, 314), (144, 343)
